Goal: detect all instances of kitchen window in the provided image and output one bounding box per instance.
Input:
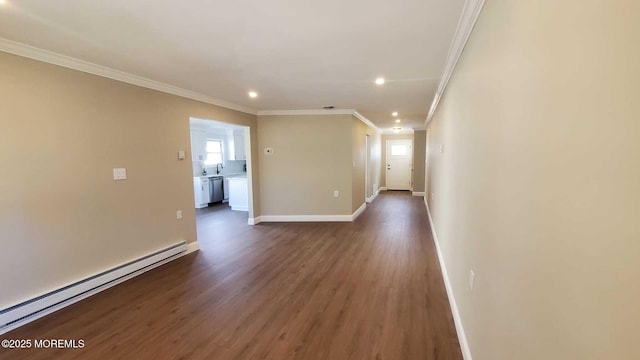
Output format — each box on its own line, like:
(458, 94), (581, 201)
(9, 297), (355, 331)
(205, 140), (223, 165)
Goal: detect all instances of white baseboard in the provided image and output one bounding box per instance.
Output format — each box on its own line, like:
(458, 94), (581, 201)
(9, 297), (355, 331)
(259, 204), (367, 223)
(185, 241), (200, 254)
(260, 214), (352, 222)
(248, 216), (262, 225)
(412, 192), (426, 196)
(366, 189), (380, 203)
(424, 198), (473, 360)
(352, 203), (366, 220)
(379, 187), (388, 191)
(0, 241), (191, 335)
(231, 205), (248, 211)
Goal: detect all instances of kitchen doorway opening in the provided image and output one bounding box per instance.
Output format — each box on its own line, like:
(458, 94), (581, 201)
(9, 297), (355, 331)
(189, 117), (256, 248)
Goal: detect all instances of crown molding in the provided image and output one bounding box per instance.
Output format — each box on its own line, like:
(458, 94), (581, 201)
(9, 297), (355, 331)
(425, 0), (486, 126)
(0, 38), (258, 115)
(256, 109), (355, 116)
(258, 109), (381, 133)
(353, 111), (381, 134)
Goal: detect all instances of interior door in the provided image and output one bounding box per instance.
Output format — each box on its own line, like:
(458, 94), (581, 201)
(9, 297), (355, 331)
(386, 139), (412, 190)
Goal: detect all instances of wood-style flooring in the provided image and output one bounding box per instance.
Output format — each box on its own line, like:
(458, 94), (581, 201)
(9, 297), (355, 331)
(1, 191), (461, 359)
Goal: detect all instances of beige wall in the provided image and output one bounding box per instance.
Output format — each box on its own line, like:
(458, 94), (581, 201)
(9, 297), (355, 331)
(257, 114), (353, 216)
(380, 133), (414, 189)
(412, 130), (426, 193)
(351, 116), (380, 212)
(0, 52), (259, 309)
(425, 1), (640, 359)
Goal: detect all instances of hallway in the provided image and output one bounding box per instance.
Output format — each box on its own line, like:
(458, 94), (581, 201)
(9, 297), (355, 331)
(3, 192), (461, 359)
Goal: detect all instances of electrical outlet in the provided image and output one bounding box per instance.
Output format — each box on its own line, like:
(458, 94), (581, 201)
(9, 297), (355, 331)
(176, 210), (183, 219)
(469, 270), (475, 290)
(333, 190), (339, 198)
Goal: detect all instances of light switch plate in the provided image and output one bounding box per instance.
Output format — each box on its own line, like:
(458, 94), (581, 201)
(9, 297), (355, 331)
(113, 168), (127, 180)
(177, 150), (185, 160)
(176, 210), (183, 219)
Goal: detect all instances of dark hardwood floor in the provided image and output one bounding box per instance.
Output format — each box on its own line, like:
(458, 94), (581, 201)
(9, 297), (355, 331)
(1, 191), (461, 359)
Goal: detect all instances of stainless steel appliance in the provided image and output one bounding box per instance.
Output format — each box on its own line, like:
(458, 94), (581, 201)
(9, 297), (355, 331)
(209, 176), (223, 203)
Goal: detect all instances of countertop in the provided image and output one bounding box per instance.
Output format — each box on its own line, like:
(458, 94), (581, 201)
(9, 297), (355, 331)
(196, 172), (246, 179)
(227, 174), (247, 180)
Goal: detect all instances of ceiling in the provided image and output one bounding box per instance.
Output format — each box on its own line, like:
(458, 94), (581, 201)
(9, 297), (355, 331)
(0, 0), (465, 131)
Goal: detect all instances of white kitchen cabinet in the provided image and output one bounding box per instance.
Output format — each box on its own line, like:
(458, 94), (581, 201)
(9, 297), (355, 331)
(228, 177), (248, 211)
(190, 130), (207, 162)
(233, 129), (246, 160)
(193, 177), (210, 208)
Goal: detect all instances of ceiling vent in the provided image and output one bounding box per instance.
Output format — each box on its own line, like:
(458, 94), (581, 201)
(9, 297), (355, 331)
(322, 106), (335, 110)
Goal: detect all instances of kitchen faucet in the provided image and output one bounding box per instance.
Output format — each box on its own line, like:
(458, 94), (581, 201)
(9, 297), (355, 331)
(216, 163), (223, 174)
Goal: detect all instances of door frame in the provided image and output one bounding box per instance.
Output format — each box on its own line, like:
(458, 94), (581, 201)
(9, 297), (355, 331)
(385, 139), (413, 191)
(365, 134), (370, 201)
(189, 117), (255, 224)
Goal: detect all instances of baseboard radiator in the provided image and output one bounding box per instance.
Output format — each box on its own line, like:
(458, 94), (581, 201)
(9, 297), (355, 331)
(0, 241), (187, 335)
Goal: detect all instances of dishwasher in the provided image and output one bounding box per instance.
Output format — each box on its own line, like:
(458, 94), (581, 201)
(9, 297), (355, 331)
(209, 177), (223, 203)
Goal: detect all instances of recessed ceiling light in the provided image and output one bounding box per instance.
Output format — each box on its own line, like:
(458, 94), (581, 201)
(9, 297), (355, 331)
(0, 0), (6, 5)
(375, 77), (385, 85)
(392, 112), (398, 117)
(248, 91), (258, 98)
(395, 119), (401, 123)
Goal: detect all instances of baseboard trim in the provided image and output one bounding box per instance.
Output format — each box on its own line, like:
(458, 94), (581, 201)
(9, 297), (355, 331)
(259, 205), (367, 223)
(248, 216), (262, 225)
(379, 187), (388, 191)
(424, 198), (473, 360)
(352, 202), (366, 221)
(185, 241), (200, 255)
(0, 241), (191, 335)
(260, 214), (352, 222)
(412, 192), (426, 196)
(366, 189), (380, 203)
(230, 205), (249, 211)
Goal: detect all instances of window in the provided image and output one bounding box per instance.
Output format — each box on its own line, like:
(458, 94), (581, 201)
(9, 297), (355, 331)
(391, 144), (408, 156)
(205, 140), (223, 165)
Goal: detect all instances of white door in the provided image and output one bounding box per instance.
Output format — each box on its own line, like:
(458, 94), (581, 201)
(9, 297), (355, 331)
(386, 139), (412, 190)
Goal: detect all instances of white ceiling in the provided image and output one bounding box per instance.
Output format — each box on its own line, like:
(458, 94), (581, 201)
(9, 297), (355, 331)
(0, 0), (465, 131)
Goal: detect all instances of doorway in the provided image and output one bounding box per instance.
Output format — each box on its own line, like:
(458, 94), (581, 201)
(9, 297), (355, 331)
(385, 139), (412, 190)
(189, 117), (255, 248)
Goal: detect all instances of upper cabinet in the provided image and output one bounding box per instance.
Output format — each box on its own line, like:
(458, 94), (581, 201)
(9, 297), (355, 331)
(233, 129), (246, 160)
(190, 130), (207, 162)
